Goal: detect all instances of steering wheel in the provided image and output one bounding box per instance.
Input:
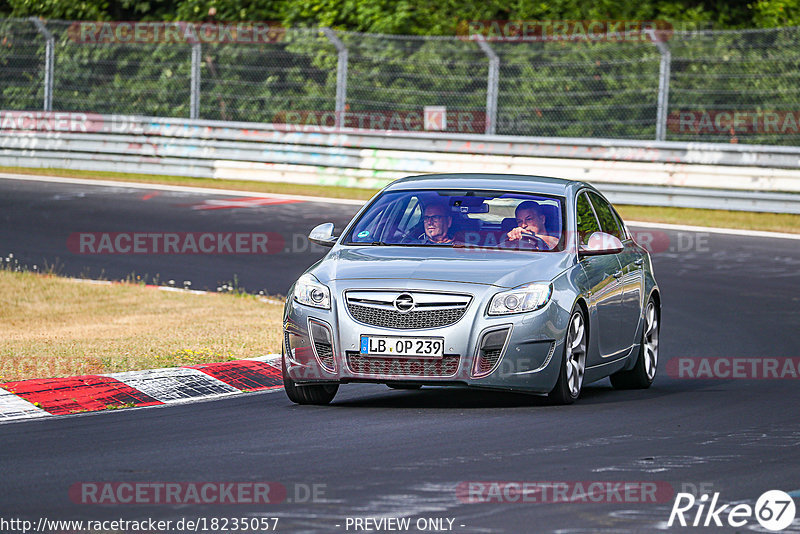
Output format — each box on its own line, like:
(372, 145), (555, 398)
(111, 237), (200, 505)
(500, 232), (548, 250)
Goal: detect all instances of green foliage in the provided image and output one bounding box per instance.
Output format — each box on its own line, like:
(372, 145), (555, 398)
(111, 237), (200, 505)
(7, 0), (111, 20)
(750, 0), (800, 27)
(2, 0), (797, 30)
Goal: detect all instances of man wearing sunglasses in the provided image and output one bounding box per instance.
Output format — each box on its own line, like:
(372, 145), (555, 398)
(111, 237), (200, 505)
(416, 201), (454, 244)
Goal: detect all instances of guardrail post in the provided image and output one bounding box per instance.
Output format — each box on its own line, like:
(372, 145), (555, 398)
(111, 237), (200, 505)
(190, 43), (201, 119)
(322, 28), (348, 128)
(648, 28), (671, 142)
(30, 17), (54, 112)
(475, 38), (499, 136)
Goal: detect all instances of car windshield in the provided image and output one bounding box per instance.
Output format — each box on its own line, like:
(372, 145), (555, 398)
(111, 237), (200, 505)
(344, 189), (565, 251)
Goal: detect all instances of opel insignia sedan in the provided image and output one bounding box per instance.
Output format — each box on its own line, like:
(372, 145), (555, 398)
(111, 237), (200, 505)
(282, 174), (660, 405)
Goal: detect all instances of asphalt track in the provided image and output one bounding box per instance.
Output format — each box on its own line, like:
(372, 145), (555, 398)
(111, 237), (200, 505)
(1, 177), (800, 533)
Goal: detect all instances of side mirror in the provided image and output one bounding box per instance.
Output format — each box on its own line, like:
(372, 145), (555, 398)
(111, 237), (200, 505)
(579, 232), (623, 257)
(309, 222), (337, 247)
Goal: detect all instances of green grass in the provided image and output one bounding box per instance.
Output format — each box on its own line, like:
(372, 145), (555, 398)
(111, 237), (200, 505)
(2, 166), (799, 233)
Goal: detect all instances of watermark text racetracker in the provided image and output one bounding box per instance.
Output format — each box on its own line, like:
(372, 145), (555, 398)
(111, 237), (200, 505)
(666, 357), (800, 379)
(457, 481), (674, 503)
(459, 20), (673, 42)
(68, 21), (285, 44)
(69, 481), (326, 505)
(66, 232), (330, 255)
(65, 229), (708, 256)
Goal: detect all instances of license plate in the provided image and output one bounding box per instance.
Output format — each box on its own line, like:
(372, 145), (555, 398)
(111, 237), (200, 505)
(360, 336), (444, 358)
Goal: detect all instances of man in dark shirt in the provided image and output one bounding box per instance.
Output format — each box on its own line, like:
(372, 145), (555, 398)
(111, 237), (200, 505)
(405, 201), (454, 244)
(505, 201), (558, 249)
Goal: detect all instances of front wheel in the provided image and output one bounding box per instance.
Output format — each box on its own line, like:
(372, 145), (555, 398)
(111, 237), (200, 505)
(610, 298), (659, 390)
(282, 354), (338, 405)
(549, 306), (587, 405)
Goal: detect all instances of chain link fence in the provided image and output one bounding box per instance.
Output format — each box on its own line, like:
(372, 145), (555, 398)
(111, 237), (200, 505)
(2, 18), (800, 145)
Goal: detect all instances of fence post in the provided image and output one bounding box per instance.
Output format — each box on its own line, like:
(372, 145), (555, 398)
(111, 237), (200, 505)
(322, 28), (348, 128)
(190, 43), (201, 119)
(648, 28), (671, 142)
(475, 38), (499, 136)
(30, 17), (54, 112)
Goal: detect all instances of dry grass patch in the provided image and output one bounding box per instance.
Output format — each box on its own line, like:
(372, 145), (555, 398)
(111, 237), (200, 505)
(0, 270), (284, 382)
(615, 205), (800, 234)
(0, 166), (378, 200)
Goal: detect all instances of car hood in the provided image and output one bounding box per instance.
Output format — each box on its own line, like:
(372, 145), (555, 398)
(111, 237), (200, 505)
(311, 246), (573, 288)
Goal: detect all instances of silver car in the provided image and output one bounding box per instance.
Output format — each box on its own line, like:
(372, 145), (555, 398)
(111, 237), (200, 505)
(282, 174), (660, 405)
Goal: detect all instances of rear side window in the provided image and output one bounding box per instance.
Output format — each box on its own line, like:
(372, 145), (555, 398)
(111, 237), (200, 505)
(576, 193), (600, 246)
(587, 192), (623, 240)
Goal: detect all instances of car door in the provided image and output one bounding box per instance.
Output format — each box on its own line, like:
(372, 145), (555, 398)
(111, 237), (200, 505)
(587, 191), (643, 353)
(576, 191), (625, 360)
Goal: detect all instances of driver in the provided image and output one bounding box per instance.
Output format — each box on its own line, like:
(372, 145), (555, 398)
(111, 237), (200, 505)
(505, 201), (559, 249)
(414, 201), (454, 244)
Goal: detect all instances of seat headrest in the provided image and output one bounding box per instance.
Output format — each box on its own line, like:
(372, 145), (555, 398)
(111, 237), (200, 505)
(501, 217), (517, 234)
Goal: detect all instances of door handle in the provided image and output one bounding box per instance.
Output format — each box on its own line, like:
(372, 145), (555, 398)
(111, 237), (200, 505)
(634, 258), (644, 266)
(613, 270), (623, 279)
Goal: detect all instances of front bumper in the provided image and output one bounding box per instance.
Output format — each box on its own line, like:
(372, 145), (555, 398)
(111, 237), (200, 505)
(283, 279), (567, 394)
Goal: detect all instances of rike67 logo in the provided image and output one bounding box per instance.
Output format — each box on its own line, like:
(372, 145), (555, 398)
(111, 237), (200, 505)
(668, 490), (796, 531)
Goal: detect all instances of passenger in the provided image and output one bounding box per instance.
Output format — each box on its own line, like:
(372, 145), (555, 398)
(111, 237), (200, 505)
(505, 201), (559, 249)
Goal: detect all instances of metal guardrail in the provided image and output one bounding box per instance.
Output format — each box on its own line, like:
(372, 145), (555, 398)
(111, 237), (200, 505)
(5, 19), (800, 146)
(1, 113), (800, 213)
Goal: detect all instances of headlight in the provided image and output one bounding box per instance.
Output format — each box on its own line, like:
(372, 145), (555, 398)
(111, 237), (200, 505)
(488, 282), (552, 316)
(293, 273), (331, 309)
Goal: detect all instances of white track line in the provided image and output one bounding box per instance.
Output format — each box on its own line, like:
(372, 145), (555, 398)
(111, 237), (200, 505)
(2, 172), (797, 240)
(627, 220), (800, 240)
(64, 277), (285, 305)
(0, 172), (365, 205)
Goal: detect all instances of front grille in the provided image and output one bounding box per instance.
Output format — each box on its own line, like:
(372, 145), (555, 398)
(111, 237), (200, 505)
(347, 352), (460, 377)
(347, 304), (467, 329)
(314, 341), (335, 371)
(475, 348), (502, 375)
(345, 290), (471, 330)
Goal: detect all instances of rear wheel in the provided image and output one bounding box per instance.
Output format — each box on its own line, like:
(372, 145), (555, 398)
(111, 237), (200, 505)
(282, 354), (338, 405)
(549, 307), (587, 405)
(610, 298), (659, 390)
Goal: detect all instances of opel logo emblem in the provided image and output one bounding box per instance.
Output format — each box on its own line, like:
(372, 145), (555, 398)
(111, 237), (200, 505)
(394, 293), (415, 313)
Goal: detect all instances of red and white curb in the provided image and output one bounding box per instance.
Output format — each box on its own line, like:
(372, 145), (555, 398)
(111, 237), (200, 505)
(0, 355), (282, 423)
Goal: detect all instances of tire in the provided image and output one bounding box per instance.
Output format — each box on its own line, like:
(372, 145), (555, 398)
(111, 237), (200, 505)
(548, 306), (588, 405)
(610, 298), (659, 390)
(282, 354), (338, 405)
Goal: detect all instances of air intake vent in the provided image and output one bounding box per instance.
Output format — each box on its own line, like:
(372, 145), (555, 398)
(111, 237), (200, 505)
(473, 327), (511, 378)
(346, 353), (460, 377)
(308, 319), (336, 372)
(345, 290), (471, 330)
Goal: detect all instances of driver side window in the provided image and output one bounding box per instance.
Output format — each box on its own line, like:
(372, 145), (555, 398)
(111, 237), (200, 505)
(576, 193), (600, 246)
(587, 192), (623, 240)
